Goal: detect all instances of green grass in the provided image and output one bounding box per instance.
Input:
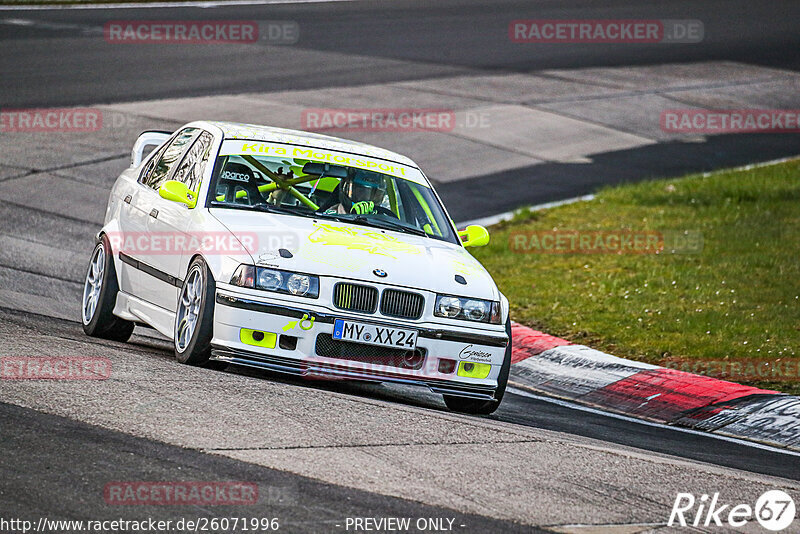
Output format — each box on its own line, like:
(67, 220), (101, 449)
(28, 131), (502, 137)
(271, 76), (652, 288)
(472, 159), (800, 394)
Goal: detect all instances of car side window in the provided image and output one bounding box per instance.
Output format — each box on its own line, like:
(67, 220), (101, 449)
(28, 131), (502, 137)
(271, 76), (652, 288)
(140, 128), (198, 191)
(139, 144), (165, 184)
(171, 131), (214, 194)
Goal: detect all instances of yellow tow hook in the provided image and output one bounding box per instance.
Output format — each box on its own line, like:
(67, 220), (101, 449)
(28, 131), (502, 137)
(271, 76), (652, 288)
(299, 314), (315, 330)
(283, 313), (315, 332)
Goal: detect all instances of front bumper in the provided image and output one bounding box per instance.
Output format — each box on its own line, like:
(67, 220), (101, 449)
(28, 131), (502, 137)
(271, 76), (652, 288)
(211, 289), (508, 400)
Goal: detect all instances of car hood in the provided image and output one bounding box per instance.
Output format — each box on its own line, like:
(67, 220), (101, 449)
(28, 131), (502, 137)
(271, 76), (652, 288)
(210, 208), (499, 300)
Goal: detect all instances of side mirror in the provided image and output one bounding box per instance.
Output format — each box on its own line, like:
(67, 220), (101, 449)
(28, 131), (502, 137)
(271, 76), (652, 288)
(159, 180), (196, 208)
(459, 225), (490, 248)
(131, 130), (172, 167)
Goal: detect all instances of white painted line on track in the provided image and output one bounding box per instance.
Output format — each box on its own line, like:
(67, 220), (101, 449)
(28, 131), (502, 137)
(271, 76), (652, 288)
(0, 16), (101, 31)
(456, 154), (800, 228)
(0, 0), (361, 11)
(701, 155), (800, 176)
(507, 386), (800, 458)
(545, 522), (666, 532)
(456, 194), (595, 228)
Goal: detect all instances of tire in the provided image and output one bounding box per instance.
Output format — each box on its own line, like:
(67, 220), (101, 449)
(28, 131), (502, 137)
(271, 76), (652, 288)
(443, 318), (512, 415)
(174, 257), (216, 366)
(81, 234), (135, 342)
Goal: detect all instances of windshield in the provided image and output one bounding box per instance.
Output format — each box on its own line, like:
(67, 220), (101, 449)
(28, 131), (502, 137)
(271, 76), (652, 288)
(207, 143), (458, 244)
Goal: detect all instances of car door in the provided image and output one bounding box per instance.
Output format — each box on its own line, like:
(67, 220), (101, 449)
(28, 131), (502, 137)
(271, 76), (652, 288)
(129, 127), (199, 309)
(117, 141), (169, 295)
(144, 129), (215, 312)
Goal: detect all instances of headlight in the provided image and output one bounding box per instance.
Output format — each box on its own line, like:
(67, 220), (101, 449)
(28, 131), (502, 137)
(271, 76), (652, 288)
(258, 269), (283, 291)
(230, 265), (319, 299)
(434, 294), (501, 324)
(286, 273), (311, 296)
(436, 296), (462, 317)
(463, 300), (488, 322)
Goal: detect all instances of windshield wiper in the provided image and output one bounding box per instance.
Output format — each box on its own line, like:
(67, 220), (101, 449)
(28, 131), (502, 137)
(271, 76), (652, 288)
(349, 215), (429, 237)
(314, 212), (427, 237)
(210, 202), (429, 237)
(210, 201), (318, 219)
(258, 204), (318, 218)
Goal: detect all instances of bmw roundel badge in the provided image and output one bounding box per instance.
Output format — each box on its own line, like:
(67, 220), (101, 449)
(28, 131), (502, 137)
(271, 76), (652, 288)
(373, 269), (387, 278)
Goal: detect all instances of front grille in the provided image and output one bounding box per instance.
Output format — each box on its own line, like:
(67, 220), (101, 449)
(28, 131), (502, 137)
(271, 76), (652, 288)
(315, 334), (425, 370)
(333, 283), (378, 314)
(380, 289), (424, 320)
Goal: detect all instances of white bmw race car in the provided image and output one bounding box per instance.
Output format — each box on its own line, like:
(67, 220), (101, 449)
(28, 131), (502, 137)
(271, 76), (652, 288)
(82, 121), (512, 414)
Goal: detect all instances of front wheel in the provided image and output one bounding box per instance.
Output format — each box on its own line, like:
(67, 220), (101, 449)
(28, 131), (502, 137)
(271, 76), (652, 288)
(443, 318), (512, 415)
(174, 257), (216, 366)
(81, 235), (135, 342)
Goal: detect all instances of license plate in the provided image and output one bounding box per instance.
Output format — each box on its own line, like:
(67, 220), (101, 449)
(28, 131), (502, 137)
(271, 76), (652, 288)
(332, 319), (418, 350)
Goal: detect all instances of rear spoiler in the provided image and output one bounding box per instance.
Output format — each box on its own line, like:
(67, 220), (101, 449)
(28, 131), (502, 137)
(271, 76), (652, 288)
(130, 130), (173, 167)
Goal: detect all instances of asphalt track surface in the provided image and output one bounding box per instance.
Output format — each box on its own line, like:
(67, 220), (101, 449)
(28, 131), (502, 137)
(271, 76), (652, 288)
(3, 0), (800, 107)
(2, 0), (800, 530)
(3, 0), (800, 219)
(2, 309), (799, 529)
(0, 399), (534, 533)
(4, 308), (800, 482)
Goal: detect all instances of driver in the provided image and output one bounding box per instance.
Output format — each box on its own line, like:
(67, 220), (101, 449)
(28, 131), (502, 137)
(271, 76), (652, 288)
(326, 170), (387, 215)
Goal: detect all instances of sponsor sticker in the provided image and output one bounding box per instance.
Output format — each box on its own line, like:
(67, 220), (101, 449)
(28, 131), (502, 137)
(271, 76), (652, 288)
(219, 140), (428, 186)
(220, 170), (252, 183)
(458, 345), (493, 363)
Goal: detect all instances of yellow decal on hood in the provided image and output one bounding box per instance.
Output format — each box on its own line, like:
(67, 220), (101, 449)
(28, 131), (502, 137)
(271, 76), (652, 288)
(450, 256), (484, 276)
(307, 223), (423, 259)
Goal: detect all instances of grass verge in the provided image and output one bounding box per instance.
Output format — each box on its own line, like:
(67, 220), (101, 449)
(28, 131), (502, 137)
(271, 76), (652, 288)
(472, 159), (800, 395)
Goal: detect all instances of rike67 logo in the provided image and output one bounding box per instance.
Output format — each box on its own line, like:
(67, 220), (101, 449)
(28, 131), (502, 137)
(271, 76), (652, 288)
(669, 490), (796, 531)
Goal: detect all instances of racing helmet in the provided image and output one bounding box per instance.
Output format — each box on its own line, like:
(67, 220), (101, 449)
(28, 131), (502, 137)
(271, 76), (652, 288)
(340, 170), (387, 208)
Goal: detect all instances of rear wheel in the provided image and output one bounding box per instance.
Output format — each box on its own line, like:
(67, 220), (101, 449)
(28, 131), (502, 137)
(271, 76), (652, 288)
(81, 235), (135, 342)
(443, 318), (512, 415)
(174, 257), (217, 366)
